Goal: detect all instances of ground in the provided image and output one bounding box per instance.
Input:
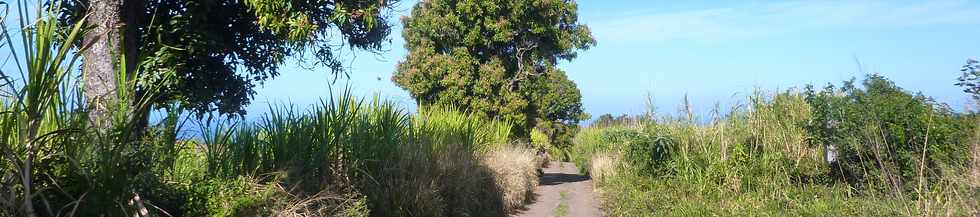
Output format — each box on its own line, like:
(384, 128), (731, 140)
(512, 162), (602, 217)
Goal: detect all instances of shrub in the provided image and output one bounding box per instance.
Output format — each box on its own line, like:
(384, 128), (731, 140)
(570, 127), (625, 175)
(625, 126), (675, 176)
(805, 75), (974, 192)
(577, 80), (978, 216)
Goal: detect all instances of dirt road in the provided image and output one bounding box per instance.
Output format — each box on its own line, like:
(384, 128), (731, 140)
(511, 162), (602, 217)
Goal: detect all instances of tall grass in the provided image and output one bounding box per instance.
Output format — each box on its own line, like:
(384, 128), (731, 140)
(411, 106), (512, 154)
(160, 91), (538, 216)
(0, 1), (96, 215)
(0, 1), (182, 215)
(197, 90), (408, 190)
(360, 105), (518, 217)
(0, 2), (540, 215)
(573, 87), (979, 216)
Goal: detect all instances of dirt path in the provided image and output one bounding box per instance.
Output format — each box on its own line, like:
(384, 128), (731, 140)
(512, 162), (602, 217)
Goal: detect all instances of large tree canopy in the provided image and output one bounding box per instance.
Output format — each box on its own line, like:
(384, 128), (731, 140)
(533, 69), (586, 146)
(60, 0), (398, 116)
(535, 69), (585, 125)
(533, 70), (588, 147)
(392, 0), (594, 138)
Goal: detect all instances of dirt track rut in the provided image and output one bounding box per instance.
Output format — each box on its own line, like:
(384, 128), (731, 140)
(511, 162), (602, 217)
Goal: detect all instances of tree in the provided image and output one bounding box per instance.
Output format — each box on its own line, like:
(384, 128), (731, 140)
(592, 114), (616, 127)
(392, 0), (594, 138)
(534, 69), (586, 147)
(60, 0), (398, 127)
(957, 58), (980, 101)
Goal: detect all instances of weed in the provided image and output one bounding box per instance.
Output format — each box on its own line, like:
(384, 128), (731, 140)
(555, 191), (570, 217)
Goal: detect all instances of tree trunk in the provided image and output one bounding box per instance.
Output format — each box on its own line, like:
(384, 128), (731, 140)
(123, 0), (149, 138)
(82, 0), (123, 128)
(82, 0), (141, 130)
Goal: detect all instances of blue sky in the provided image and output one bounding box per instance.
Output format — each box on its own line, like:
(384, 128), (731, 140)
(253, 0), (980, 120)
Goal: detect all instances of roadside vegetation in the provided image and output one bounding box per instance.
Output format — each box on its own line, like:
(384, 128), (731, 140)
(573, 75), (980, 216)
(0, 2), (542, 216)
(2, 0), (977, 216)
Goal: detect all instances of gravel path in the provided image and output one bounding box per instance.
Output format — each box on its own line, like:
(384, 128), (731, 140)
(511, 162), (602, 217)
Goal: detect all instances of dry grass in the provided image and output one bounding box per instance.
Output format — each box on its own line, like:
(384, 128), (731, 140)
(536, 150), (551, 169)
(589, 154), (618, 184)
(482, 146), (540, 213)
(365, 144), (446, 217)
(365, 143), (515, 217)
(971, 116), (980, 188)
(271, 185), (369, 217)
(197, 174), (370, 217)
(972, 143), (980, 187)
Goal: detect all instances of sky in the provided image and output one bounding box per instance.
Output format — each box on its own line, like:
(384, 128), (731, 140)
(250, 0), (980, 121)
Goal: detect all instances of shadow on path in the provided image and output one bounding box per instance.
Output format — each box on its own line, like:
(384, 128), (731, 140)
(539, 172), (590, 186)
(512, 162), (602, 217)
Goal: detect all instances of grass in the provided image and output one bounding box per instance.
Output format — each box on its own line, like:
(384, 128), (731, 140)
(483, 145), (540, 212)
(555, 191), (570, 217)
(7, 0), (973, 216)
(0, 2), (142, 215)
(170, 93), (541, 217)
(573, 89), (980, 216)
(0, 2), (541, 215)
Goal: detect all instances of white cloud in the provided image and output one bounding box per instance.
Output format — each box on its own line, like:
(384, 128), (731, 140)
(592, 0), (980, 44)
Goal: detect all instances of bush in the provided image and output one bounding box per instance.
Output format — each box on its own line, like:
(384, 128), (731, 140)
(570, 127), (628, 175)
(574, 79), (979, 216)
(624, 126), (675, 176)
(805, 75), (974, 192)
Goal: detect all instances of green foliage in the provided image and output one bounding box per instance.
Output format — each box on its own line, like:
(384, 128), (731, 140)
(535, 71), (586, 127)
(0, 2), (90, 215)
(536, 121), (578, 149)
(590, 113), (650, 128)
(1, 1), (536, 216)
(534, 70), (587, 148)
(555, 191), (569, 217)
(59, 0), (399, 115)
(412, 106), (513, 154)
(805, 75), (973, 192)
(531, 129), (549, 149)
(193, 89), (411, 197)
(0, 1), (187, 215)
(571, 81), (978, 216)
(596, 172), (916, 217)
(531, 128), (573, 161)
(0, 72), (523, 216)
(0, 10), (522, 213)
(180, 92), (518, 216)
(0, 2), (138, 215)
(360, 105), (516, 217)
(958, 59), (980, 101)
(392, 0), (594, 139)
(623, 127), (675, 176)
(570, 127), (626, 175)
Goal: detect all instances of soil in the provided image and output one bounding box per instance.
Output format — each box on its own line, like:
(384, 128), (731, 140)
(511, 162), (602, 217)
